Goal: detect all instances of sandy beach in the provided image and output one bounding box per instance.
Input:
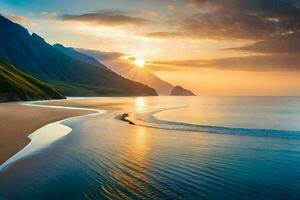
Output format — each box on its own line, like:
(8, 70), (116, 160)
(0, 102), (93, 165)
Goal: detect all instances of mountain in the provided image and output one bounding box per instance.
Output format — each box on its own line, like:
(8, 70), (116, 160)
(0, 15), (157, 96)
(78, 50), (198, 96)
(77, 49), (175, 95)
(108, 63), (174, 95)
(0, 60), (64, 102)
(53, 44), (107, 69)
(170, 86), (196, 96)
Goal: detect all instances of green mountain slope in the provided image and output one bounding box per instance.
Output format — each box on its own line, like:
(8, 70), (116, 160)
(0, 60), (65, 102)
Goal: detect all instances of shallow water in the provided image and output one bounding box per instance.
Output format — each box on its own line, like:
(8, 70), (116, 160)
(1, 96), (300, 199)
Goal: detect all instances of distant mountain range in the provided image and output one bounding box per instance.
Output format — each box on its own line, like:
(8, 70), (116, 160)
(53, 46), (175, 95)
(0, 15), (157, 97)
(77, 49), (175, 95)
(56, 45), (196, 96)
(0, 60), (64, 102)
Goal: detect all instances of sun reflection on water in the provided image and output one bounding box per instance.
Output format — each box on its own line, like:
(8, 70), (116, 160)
(133, 127), (148, 154)
(135, 97), (146, 111)
(103, 126), (153, 198)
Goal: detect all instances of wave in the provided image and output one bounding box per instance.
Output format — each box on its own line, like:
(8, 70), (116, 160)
(127, 106), (300, 139)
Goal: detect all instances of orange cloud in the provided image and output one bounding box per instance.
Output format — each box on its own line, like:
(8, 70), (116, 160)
(142, 10), (158, 17)
(58, 10), (151, 26)
(149, 54), (300, 72)
(5, 14), (27, 23)
(166, 4), (175, 11)
(4, 13), (36, 27)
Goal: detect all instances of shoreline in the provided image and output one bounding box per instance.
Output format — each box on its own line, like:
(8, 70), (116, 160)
(0, 98), (186, 169)
(0, 101), (99, 166)
(0, 103), (106, 171)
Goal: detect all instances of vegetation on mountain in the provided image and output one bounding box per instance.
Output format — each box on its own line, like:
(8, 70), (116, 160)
(0, 60), (65, 102)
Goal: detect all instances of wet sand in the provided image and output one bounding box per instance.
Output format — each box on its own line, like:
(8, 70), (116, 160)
(0, 102), (93, 165)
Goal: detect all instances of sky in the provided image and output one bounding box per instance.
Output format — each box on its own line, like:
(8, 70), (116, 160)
(1, 0), (300, 96)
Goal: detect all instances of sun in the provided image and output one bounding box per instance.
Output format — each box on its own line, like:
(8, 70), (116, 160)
(134, 58), (144, 68)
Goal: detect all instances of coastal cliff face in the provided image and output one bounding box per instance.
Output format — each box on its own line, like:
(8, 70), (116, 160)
(0, 15), (157, 97)
(170, 86), (196, 96)
(0, 61), (65, 102)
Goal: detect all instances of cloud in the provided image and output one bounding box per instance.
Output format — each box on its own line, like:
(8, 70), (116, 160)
(144, 0), (300, 40)
(4, 13), (27, 24)
(146, 63), (185, 72)
(4, 13), (35, 27)
(40, 11), (57, 18)
(141, 10), (158, 17)
(58, 10), (151, 26)
(149, 54), (300, 71)
(166, 4), (175, 11)
(228, 32), (300, 54)
(76, 48), (125, 61)
(78, 47), (300, 73)
(141, 31), (183, 39)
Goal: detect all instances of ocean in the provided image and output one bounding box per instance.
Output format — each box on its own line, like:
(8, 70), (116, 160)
(0, 96), (300, 199)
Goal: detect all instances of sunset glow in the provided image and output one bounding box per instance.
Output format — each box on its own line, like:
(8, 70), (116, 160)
(1, 1), (300, 198)
(3, 0), (300, 96)
(134, 58), (144, 68)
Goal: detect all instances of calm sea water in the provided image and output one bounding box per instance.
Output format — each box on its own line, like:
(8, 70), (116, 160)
(1, 96), (300, 199)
